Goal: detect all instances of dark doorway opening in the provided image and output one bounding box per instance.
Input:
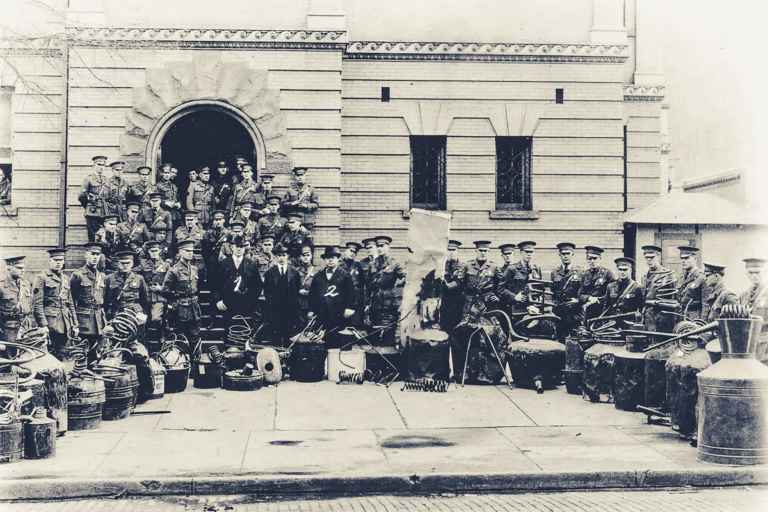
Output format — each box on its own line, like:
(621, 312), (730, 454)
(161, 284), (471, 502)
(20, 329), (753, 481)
(159, 108), (256, 204)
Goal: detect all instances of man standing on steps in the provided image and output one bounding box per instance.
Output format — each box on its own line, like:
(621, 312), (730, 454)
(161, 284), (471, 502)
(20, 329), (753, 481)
(33, 248), (78, 361)
(117, 202), (151, 257)
(262, 243), (300, 346)
(163, 240), (202, 355)
(126, 165), (154, 208)
(78, 155), (109, 242)
(106, 160), (129, 222)
(137, 240), (171, 351)
(70, 242), (107, 360)
(213, 234), (262, 336)
(95, 214), (122, 274)
(141, 192), (174, 259)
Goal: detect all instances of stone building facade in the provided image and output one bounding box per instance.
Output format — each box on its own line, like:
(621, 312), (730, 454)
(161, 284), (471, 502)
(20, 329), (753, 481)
(0, 0), (667, 272)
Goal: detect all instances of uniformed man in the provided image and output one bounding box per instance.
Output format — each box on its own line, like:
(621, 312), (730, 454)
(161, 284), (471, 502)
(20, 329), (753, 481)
(309, 246), (356, 348)
(277, 213), (314, 263)
(251, 234), (276, 316)
(218, 220), (245, 262)
(187, 167), (215, 228)
(257, 194), (286, 240)
(162, 239), (201, 355)
(551, 242), (582, 340)
(33, 248), (78, 359)
(494, 243), (519, 312)
(340, 241), (365, 326)
(175, 209), (205, 279)
(439, 239), (465, 334)
(641, 245), (678, 333)
(228, 164), (259, 218)
(106, 160), (129, 222)
(103, 251), (150, 322)
(262, 243), (301, 346)
(126, 165), (154, 207)
(69, 242), (107, 359)
(117, 202), (151, 256)
(282, 167), (320, 230)
(229, 202), (259, 246)
(95, 214), (122, 273)
(213, 161), (234, 212)
(0, 255), (33, 342)
(252, 173), (275, 218)
(78, 155), (109, 242)
(140, 192), (174, 258)
(740, 258), (768, 363)
(233, 156), (248, 181)
(369, 235), (406, 343)
(296, 243), (316, 324)
(498, 241), (544, 316)
(155, 165), (181, 229)
(578, 245), (615, 325)
(212, 234), (262, 332)
(702, 262), (738, 322)
(454, 241), (497, 319)
(677, 246), (705, 320)
(137, 240), (171, 350)
(601, 257), (643, 317)
(201, 210), (229, 279)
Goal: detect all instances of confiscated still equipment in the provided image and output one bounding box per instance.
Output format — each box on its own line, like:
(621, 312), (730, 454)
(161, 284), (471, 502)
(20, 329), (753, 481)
(506, 337), (565, 393)
(0, 376), (23, 464)
(563, 334), (596, 395)
(698, 310), (768, 465)
(67, 349), (106, 431)
(94, 349), (139, 421)
(23, 407), (56, 459)
(612, 335), (649, 411)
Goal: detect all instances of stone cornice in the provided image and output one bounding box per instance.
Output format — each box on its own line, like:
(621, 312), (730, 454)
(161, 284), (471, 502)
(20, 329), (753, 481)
(345, 41), (629, 63)
(65, 27), (348, 50)
(623, 84), (666, 102)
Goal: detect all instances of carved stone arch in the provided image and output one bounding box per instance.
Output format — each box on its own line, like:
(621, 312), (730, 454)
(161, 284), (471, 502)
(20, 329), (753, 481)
(118, 54), (292, 173)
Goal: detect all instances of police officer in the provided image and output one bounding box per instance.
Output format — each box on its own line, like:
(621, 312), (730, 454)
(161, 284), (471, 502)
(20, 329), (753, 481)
(258, 194), (286, 240)
(439, 240), (465, 334)
(359, 238), (378, 322)
(578, 245), (615, 325)
(78, 155), (109, 242)
(126, 165), (154, 207)
(740, 258), (768, 363)
(106, 160), (129, 222)
(369, 235), (406, 343)
(602, 257), (643, 317)
(551, 242), (582, 340)
(495, 243), (519, 313)
(162, 239), (201, 355)
(117, 202), (151, 256)
(95, 214), (121, 273)
(282, 167), (320, 230)
(296, 243), (316, 324)
(341, 242), (364, 326)
(277, 213), (314, 263)
(187, 166), (215, 228)
(0, 255), (33, 342)
(33, 248), (78, 359)
(498, 241), (543, 316)
(137, 240), (171, 350)
(702, 262), (738, 322)
(641, 245), (677, 332)
(677, 246), (705, 320)
(140, 191), (174, 258)
(70, 242), (107, 358)
(456, 240), (499, 320)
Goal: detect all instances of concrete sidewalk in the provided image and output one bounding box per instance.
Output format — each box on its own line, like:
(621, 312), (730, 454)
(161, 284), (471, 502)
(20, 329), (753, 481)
(2, 381), (767, 500)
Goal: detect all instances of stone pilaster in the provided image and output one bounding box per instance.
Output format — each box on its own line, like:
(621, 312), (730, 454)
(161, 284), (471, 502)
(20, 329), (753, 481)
(307, 0), (346, 32)
(590, 0), (627, 44)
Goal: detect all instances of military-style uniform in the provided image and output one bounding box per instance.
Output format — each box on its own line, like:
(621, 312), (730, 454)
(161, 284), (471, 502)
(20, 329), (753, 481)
(78, 171), (109, 242)
(175, 224), (206, 278)
(201, 226), (229, 277)
(741, 282), (768, 363)
(137, 257), (171, 345)
(677, 267), (706, 320)
(602, 277), (643, 315)
(162, 259), (201, 351)
(369, 254), (406, 333)
(94, 228), (122, 273)
(703, 281), (738, 322)
(140, 206), (173, 257)
(551, 263), (582, 339)
(106, 174), (128, 221)
(155, 179), (181, 227)
(32, 270), (77, 358)
(117, 218), (151, 256)
(228, 180), (258, 217)
(457, 259), (498, 320)
(126, 181), (153, 208)
(187, 181), (215, 227)
(277, 226), (314, 261)
(296, 262), (316, 323)
(497, 261), (543, 316)
(578, 266), (615, 322)
(642, 266), (677, 332)
(258, 213), (286, 240)
(439, 258), (465, 333)
(69, 264), (107, 342)
(104, 270), (150, 320)
(281, 183), (319, 228)
(0, 274), (33, 342)
(213, 178), (233, 212)
(229, 211), (259, 245)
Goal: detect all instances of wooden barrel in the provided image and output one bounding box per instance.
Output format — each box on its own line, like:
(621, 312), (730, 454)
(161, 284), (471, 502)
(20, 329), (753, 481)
(289, 342), (327, 382)
(0, 420), (23, 464)
(99, 365), (138, 421)
(67, 374), (106, 430)
(505, 338), (565, 393)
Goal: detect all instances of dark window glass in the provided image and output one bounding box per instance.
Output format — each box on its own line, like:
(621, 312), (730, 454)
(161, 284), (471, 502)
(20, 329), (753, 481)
(0, 164), (11, 206)
(496, 136), (532, 210)
(410, 136), (446, 210)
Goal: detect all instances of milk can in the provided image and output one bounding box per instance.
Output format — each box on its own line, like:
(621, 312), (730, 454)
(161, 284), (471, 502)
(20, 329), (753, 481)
(698, 311), (768, 465)
(23, 407), (56, 459)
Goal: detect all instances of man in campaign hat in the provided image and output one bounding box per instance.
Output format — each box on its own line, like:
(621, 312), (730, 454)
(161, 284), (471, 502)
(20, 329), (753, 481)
(601, 257), (643, 318)
(282, 167), (320, 230)
(677, 246), (705, 320)
(78, 155), (110, 242)
(70, 242), (107, 358)
(578, 245), (615, 325)
(33, 248), (78, 359)
(551, 242), (582, 340)
(162, 239), (201, 354)
(0, 255), (33, 342)
(641, 245), (677, 332)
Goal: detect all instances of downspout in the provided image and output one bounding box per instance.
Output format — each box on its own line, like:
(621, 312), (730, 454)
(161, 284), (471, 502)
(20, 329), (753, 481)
(57, 38), (69, 248)
(623, 124), (628, 212)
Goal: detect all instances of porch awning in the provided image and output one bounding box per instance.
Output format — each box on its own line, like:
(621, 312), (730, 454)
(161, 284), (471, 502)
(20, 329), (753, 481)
(624, 190), (766, 225)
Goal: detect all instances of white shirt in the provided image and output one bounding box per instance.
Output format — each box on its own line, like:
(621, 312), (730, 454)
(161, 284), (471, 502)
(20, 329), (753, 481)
(232, 255), (243, 269)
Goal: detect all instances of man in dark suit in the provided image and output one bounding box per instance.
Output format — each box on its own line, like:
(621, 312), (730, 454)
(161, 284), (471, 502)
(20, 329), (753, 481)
(262, 243), (301, 346)
(309, 246), (356, 349)
(213, 234), (263, 332)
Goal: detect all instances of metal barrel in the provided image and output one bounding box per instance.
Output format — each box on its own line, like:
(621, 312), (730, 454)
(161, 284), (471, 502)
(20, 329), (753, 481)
(564, 336), (594, 395)
(505, 338), (565, 393)
(67, 376), (106, 430)
(223, 370), (264, 391)
(665, 346), (710, 438)
(0, 420), (24, 464)
(99, 366), (138, 421)
(23, 412), (56, 459)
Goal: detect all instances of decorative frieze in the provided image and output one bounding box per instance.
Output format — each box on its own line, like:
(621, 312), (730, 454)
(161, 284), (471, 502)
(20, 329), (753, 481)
(623, 84), (666, 102)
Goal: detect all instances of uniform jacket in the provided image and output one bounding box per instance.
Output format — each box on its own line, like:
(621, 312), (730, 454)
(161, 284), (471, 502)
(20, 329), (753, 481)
(359, 255), (377, 306)
(139, 207), (173, 247)
(370, 254), (406, 308)
(70, 265), (106, 336)
(602, 278), (643, 315)
(229, 212), (259, 245)
(138, 257), (171, 304)
(0, 276), (33, 323)
(703, 281), (738, 322)
(281, 183), (319, 224)
(497, 261), (543, 310)
(0, 178), (10, 205)
(202, 227), (229, 264)
(212, 256), (262, 315)
(174, 225), (204, 249)
(277, 226), (314, 259)
(677, 267), (705, 319)
(257, 213), (286, 239)
(162, 260), (199, 302)
(458, 259), (498, 317)
(342, 258), (365, 308)
(78, 171), (109, 218)
(32, 270), (76, 335)
(104, 271), (149, 318)
(228, 180), (258, 213)
(213, 177), (233, 211)
(106, 175), (128, 220)
(126, 181), (153, 207)
(117, 219), (151, 255)
(309, 267), (354, 329)
(94, 228), (121, 273)
(578, 266), (615, 305)
(155, 180), (179, 211)
(741, 283), (768, 335)
(187, 181), (215, 226)
(551, 264), (581, 306)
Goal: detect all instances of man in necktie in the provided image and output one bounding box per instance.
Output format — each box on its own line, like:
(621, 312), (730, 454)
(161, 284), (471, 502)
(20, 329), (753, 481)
(213, 234), (262, 344)
(578, 245), (615, 326)
(308, 246), (355, 349)
(677, 246), (705, 320)
(262, 244), (300, 346)
(551, 242), (582, 340)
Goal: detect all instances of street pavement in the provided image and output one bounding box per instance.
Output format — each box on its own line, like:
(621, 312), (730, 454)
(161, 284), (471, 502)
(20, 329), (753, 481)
(3, 487), (767, 511)
(2, 381), (767, 500)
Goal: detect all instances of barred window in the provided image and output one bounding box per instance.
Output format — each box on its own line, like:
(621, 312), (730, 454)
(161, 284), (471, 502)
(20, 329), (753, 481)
(496, 136), (532, 210)
(410, 136), (446, 210)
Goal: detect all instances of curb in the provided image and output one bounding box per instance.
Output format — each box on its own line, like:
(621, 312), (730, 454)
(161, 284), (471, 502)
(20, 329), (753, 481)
(2, 467), (768, 501)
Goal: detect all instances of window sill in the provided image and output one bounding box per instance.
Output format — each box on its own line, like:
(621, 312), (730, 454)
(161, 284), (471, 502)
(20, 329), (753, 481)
(0, 205), (18, 217)
(489, 209), (539, 220)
